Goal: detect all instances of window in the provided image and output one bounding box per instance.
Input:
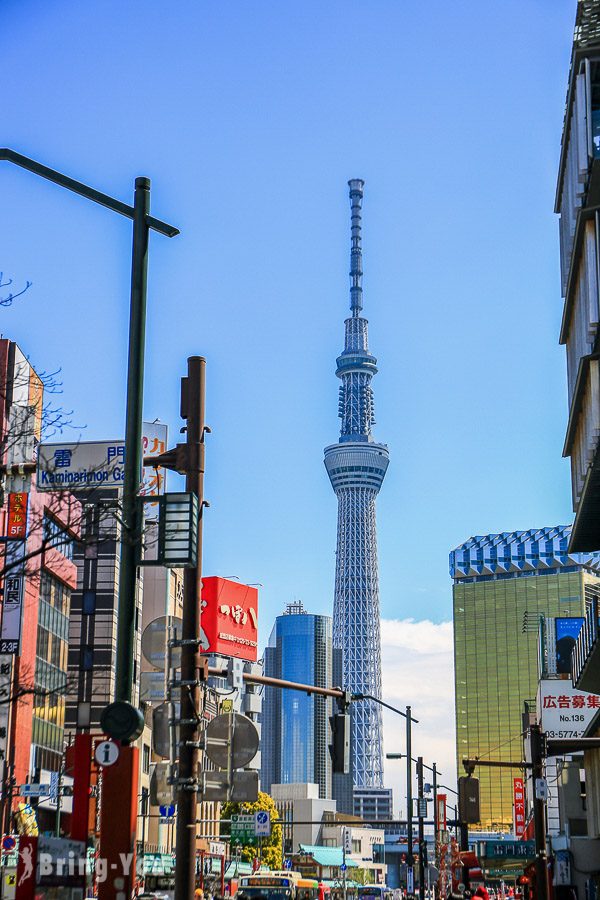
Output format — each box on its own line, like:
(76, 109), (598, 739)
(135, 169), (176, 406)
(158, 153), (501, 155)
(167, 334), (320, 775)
(43, 515), (74, 560)
(81, 647), (94, 671)
(143, 744), (150, 774)
(82, 590), (96, 615)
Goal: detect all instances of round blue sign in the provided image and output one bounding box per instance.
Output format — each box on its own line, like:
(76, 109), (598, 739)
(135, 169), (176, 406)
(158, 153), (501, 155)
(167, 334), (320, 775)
(2, 836), (16, 851)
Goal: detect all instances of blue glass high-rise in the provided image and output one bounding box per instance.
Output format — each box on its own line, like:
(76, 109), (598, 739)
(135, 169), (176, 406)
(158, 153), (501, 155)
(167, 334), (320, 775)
(261, 603), (333, 799)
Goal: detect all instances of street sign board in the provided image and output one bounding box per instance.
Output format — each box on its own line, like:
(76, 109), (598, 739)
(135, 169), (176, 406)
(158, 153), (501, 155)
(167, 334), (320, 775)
(152, 702), (176, 759)
(150, 762), (176, 807)
(159, 805), (175, 818)
(200, 770), (259, 803)
(38, 424), (169, 493)
(255, 810), (271, 836)
(141, 617), (182, 670)
(204, 713), (259, 769)
(20, 783), (53, 797)
(37, 440), (127, 491)
(482, 841), (535, 860)
(230, 813), (258, 846)
(94, 740), (120, 767)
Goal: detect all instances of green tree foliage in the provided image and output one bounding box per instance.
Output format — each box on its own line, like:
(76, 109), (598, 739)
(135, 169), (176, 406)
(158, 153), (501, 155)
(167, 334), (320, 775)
(221, 791), (283, 871)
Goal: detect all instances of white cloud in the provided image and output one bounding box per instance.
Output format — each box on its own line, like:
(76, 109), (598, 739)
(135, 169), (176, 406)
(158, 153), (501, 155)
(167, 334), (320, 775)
(379, 618), (457, 819)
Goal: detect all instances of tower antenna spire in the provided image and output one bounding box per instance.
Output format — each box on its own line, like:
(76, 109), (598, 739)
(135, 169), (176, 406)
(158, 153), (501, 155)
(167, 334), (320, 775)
(324, 179), (389, 795)
(348, 178), (365, 316)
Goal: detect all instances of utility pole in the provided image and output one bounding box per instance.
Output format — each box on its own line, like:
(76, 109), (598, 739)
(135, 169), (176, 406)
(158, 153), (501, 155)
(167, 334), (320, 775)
(115, 176), (151, 706)
(174, 357), (207, 900)
(406, 706), (414, 897)
(530, 724), (549, 900)
(417, 757), (425, 900)
(432, 762), (438, 868)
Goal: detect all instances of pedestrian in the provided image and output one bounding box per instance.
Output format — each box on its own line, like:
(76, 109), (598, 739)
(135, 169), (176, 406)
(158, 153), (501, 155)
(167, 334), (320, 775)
(474, 888), (489, 900)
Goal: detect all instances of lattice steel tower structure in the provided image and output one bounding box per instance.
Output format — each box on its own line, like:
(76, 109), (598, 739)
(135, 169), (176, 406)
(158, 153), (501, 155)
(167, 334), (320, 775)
(324, 179), (389, 788)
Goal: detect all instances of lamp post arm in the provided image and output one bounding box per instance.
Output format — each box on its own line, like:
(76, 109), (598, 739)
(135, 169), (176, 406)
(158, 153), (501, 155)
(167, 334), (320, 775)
(353, 693), (419, 724)
(0, 148), (179, 236)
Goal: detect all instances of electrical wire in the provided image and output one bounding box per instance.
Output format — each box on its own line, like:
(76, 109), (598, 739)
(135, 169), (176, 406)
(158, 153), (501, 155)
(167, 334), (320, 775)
(474, 729), (528, 760)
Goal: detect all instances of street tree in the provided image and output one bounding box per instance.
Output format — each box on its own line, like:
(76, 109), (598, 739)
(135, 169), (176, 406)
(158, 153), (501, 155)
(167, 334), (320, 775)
(221, 791), (283, 871)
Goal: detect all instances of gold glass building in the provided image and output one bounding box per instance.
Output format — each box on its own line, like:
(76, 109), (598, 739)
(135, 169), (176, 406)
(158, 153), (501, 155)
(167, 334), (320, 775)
(451, 527), (600, 832)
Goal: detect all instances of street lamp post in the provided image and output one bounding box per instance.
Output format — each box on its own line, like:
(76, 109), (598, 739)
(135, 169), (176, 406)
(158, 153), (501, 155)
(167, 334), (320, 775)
(0, 149), (178, 714)
(0, 149), (178, 900)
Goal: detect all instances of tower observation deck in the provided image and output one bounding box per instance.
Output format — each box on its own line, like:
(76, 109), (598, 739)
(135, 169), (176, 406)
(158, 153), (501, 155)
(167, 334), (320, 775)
(324, 179), (389, 789)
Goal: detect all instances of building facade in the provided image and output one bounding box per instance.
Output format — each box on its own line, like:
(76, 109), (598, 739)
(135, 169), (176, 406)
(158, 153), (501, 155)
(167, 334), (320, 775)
(555, 7), (600, 880)
(324, 179), (389, 792)
(261, 603), (333, 799)
(451, 526), (600, 831)
(0, 339), (80, 833)
(556, 0), (600, 553)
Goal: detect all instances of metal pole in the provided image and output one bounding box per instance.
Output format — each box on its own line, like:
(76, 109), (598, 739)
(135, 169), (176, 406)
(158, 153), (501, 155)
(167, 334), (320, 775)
(460, 822), (470, 892)
(530, 724), (549, 900)
(342, 828), (347, 900)
(417, 757), (425, 900)
(115, 176), (151, 704)
(406, 706), (413, 896)
(174, 357), (206, 900)
(432, 763), (438, 868)
(55, 762), (63, 836)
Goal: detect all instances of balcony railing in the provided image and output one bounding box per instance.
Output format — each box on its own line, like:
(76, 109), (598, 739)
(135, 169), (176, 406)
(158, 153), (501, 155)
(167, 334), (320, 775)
(572, 595), (600, 690)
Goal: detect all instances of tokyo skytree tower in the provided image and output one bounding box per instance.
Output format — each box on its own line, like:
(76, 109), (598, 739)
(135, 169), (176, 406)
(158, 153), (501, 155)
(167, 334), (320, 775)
(324, 179), (389, 788)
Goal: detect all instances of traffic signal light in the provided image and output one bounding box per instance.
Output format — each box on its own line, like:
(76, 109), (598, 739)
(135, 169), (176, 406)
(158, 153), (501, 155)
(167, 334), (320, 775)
(458, 776), (480, 824)
(329, 712), (350, 774)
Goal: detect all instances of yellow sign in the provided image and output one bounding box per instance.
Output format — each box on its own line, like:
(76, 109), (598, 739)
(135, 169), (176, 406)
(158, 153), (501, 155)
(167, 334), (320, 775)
(221, 699), (233, 712)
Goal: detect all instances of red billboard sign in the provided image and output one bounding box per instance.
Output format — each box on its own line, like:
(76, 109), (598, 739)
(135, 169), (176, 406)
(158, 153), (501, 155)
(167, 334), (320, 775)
(437, 793), (447, 833)
(513, 777), (525, 837)
(201, 577), (259, 662)
(7, 492), (28, 539)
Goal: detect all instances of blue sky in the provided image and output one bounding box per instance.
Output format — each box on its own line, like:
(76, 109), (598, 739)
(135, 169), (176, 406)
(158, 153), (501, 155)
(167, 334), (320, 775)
(1, 0), (577, 649)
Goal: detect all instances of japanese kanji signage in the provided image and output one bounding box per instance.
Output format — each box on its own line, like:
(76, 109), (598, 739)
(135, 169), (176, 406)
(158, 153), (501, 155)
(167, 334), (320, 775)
(141, 422), (168, 498)
(230, 813), (257, 846)
(37, 424), (168, 493)
(0, 541), (26, 654)
(37, 440), (127, 490)
(513, 777), (525, 838)
(0, 656), (12, 784)
(537, 678), (600, 740)
(6, 493), (28, 539)
(201, 577), (259, 662)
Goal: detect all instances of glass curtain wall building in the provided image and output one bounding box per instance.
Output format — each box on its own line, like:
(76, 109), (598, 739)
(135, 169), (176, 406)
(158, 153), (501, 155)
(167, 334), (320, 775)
(451, 526), (600, 831)
(261, 603), (333, 799)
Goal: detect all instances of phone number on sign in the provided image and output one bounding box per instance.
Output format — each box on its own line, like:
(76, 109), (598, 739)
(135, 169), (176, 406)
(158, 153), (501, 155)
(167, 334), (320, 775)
(546, 730), (584, 738)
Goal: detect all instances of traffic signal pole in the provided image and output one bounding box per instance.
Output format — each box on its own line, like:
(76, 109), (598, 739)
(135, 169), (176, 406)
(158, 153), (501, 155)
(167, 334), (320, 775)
(417, 757), (425, 900)
(530, 724), (549, 900)
(406, 706), (414, 896)
(174, 357), (207, 900)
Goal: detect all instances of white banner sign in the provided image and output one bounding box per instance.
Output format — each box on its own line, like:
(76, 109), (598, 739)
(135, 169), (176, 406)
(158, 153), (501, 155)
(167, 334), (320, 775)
(37, 440), (125, 491)
(537, 678), (600, 740)
(38, 423), (169, 493)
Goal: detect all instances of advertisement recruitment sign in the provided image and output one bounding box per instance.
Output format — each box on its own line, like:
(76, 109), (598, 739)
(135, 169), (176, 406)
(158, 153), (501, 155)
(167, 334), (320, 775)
(537, 678), (600, 740)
